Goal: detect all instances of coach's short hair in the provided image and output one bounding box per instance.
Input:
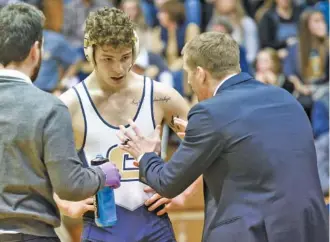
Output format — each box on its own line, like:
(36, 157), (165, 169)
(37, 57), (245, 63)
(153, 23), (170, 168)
(0, 3), (45, 66)
(182, 32), (241, 79)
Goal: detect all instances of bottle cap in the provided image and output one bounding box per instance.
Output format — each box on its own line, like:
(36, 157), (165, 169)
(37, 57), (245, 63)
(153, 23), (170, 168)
(91, 154), (109, 166)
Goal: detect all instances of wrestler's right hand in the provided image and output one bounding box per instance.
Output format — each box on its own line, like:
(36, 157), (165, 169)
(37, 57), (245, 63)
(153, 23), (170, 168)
(53, 194), (94, 219)
(65, 197), (95, 218)
(99, 162), (121, 189)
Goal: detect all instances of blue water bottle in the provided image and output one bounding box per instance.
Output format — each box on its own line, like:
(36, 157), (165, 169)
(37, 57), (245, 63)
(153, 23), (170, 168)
(91, 154), (117, 227)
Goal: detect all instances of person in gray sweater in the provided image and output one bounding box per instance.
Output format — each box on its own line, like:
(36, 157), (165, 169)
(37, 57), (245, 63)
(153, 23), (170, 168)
(0, 3), (121, 241)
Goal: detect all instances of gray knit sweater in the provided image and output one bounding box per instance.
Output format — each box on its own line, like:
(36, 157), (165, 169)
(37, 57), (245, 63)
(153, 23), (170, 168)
(0, 74), (105, 237)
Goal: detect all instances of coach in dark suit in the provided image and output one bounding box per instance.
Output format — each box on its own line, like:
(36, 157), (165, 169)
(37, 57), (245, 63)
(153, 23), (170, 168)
(118, 32), (329, 242)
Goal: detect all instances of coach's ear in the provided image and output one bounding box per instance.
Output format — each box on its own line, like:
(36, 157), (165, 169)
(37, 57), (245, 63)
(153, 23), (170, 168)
(196, 66), (206, 84)
(200, 66), (215, 88)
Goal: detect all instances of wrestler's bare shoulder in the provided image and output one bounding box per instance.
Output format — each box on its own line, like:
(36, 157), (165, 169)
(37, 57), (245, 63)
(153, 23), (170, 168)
(59, 86), (81, 117)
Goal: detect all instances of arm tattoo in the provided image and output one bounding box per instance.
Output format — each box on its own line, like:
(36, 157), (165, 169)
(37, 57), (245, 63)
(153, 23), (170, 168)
(131, 98), (181, 131)
(131, 96), (171, 106)
(154, 96), (171, 103)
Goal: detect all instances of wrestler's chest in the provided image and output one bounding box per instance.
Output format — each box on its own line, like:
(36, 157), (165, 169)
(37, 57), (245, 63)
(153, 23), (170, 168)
(73, 99), (164, 131)
(97, 100), (163, 126)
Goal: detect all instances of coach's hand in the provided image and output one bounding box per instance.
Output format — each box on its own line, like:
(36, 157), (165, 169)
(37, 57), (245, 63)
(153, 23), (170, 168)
(144, 186), (171, 216)
(144, 186), (186, 216)
(117, 119), (161, 161)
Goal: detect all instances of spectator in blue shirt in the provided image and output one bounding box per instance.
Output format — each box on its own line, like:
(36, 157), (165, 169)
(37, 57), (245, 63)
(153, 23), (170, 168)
(34, 30), (82, 92)
(153, 0), (200, 71)
(284, 9), (328, 98)
(140, 0), (201, 28)
(283, 9), (328, 120)
(255, 47), (294, 93)
(313, 90), (329, 197)
(312, 90), (329, 139)
(209, 16), (252, 74)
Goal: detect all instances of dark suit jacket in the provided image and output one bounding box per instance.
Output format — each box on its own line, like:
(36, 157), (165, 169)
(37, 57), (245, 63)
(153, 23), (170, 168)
(139, 73), (329, 242)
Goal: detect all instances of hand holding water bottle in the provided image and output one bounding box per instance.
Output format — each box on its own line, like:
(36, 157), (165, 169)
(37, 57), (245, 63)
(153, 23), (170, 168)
(97, 157), (121, 189)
